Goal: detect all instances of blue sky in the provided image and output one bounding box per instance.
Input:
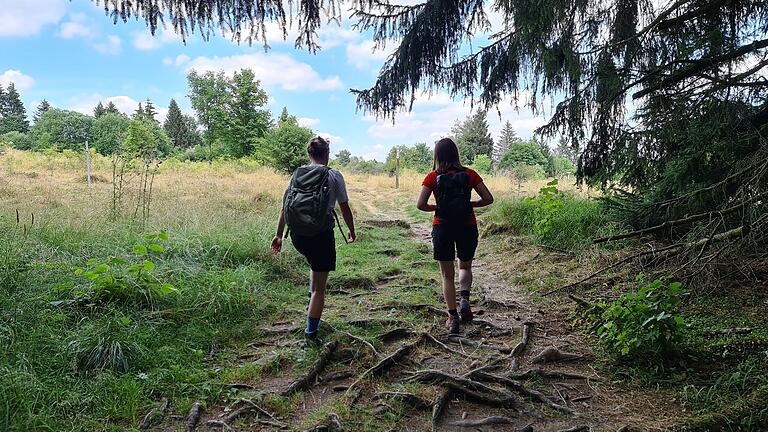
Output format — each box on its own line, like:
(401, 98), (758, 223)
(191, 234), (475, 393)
(1, 0), (550, 160)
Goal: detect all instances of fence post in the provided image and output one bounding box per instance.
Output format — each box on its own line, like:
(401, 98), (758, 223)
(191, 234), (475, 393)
(395, 147), (400, 189)
(85, 140), (92, 187)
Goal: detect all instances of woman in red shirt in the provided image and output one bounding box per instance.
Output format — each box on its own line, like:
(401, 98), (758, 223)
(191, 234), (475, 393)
(417, 138), (494, 334)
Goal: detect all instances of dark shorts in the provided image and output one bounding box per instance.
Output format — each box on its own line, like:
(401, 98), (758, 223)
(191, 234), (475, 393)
(290, 229), (336, 272)
(431, 224), (479, 262)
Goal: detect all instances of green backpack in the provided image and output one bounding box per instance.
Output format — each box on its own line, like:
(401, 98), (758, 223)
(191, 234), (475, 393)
(283, 165), (335, 237)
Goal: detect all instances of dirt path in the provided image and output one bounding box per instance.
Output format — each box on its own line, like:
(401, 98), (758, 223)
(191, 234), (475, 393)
(154, 192), (679, 432)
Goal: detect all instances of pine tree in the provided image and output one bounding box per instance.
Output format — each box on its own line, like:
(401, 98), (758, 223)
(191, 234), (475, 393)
(278, 107), (292, 124)
(0, 83), (29, 134)
(554, 136), (579, 165)
(494, 121), (518, 163)
(34, 100), (51, 123)
(133, 102), (145, 120)
(143, 99), (158, 123)
(104, 101), (120, 115)
(453, 111), (493, 164)
(94, 101), (106, 118)
(164, 98), (193, 148)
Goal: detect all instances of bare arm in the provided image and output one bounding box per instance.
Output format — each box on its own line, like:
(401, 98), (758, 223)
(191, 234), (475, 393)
(271, 209), (286, 253)
(416, 186), (436, 212)
(339, 201), (356, 242)
(472, 182), (494, 208)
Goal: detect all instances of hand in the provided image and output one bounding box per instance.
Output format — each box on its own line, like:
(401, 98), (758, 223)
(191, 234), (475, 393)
(347, 230), (357, 243)
(271, 236), (283, 254)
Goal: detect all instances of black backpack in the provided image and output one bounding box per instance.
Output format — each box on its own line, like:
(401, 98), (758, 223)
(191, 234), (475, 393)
(435, 169), (472, 225)
(283, 165), (334, 236)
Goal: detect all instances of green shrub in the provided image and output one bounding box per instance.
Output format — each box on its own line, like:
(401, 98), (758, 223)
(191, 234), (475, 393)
(591, 277), (686, 358)
(0, 131), (33, 150)
(524, 179), (565, 237)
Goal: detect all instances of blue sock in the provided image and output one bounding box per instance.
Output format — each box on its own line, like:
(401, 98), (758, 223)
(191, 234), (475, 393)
(306, 316), (321, 334)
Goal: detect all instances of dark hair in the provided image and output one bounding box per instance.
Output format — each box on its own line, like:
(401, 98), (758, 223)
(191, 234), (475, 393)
(307, 136), (330, 160)
(433, 138), (463, 173)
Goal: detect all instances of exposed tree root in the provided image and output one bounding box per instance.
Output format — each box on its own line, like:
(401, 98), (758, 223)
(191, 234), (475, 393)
(473, 319), (514, 336)
(481, 297), (520, 309)
(518, 424), (534, 432)
(321, 371), (354, 382)
(228, 398), (283, 425)
(138, 397), (168, 431)
(531, 346), (584, 364)
(449, 416), (517, 427)
(374, 391), (432, 410)
(447, 335), (512, 354)
(407, 369), (520, 409)
(556, 426), (591, 432)
(185, 401), (202, 432)
(378, 327), (413, 343)
(282, 341), (339, 396)
(307, 412), (343, 432)
(509, 368), (600, 381)
(510, 322), (533, 358)
(432, 389), (453, 431)
(346, 335), (424, 393)
(420, 332), (473, 358)
(342, 331), (379, 356)
(205, 420), (234, 430)
(472, 371), (575, 415)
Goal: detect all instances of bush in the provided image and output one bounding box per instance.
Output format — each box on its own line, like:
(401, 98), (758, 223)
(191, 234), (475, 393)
(509, 164), (545, 183)
(29, 109), (93, 151)
(590, 277), (686, 358)
(469, 154), (492, 175)
(92, 113), (130, 155)
(1, 131), (33, 150)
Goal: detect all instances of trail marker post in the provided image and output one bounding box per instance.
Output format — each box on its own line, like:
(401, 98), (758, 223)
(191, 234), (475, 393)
(395, 147), (400, 189)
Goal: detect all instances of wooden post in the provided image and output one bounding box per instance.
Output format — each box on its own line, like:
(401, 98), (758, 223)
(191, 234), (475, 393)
(85, 139), (92, 187)
(395, 147), (400, 189)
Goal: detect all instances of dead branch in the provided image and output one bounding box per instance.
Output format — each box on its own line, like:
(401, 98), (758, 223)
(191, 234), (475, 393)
(420, 332), (473, 358)
(531, 347), (584, 364)
(432, 389), (452, 431)
(447, 335), (512, 354)
(185, 401), (202, 432)
(510, 322), (533, 358)
(374, 391), (432, 410)
(282, 340), (339, 396)
(232, 398), (282, 425)
(346, 335), (424, 393)
(449, 416), (517, 427)
(138, 397), (169, 431)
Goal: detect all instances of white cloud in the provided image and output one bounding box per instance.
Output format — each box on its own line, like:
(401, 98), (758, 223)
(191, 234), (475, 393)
(184, 53), (343, 91)
(0, 0), (67, 37)
(93, 35), (122, 55)
(0, 70), (35, 91)
(56, 14), (122, 55)
(298, 117), (320, 128)
(316, 131), (344, 145)
(346, 39), (391, 69)
(133, 27), (183, 50)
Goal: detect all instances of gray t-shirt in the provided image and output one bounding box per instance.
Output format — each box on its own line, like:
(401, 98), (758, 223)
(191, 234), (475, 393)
(327, 168), (349, 211)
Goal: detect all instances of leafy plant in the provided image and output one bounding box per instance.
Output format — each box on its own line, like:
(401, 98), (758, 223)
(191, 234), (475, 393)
(55, 231), (177, 305)
(591, 276), (686, 358)
(525, 179), (565, 238)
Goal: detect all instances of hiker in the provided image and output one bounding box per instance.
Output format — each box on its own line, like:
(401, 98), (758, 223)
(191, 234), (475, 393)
(416, 138), (494, 334)
(271, 136), (356, 346)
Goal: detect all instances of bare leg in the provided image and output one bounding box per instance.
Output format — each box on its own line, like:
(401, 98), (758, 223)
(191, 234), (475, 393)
(439, 261), (457, 311)
(307, 271), (329, 320)
(458, 260), (473, 293)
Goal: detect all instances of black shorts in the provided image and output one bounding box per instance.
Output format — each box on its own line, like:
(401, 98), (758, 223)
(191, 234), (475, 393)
(431, 224), (479, 262)
(291, 229), (336, 272)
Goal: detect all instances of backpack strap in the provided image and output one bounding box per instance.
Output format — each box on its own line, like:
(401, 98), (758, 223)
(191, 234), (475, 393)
(333, 210), (349, 244)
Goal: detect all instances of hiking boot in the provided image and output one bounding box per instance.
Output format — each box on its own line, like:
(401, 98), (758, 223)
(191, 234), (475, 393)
(458, 298), (473, 323)
(304, 331), (322, 348)
(446, 314), (460, 335)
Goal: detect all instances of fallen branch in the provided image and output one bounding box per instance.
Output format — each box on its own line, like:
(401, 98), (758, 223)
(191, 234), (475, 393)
(282, 341), (339, 396)
(510, 322), (533, 358)
(138, 397), (169, 431)
(448, 335), (512, 354)
(346, 335), (424, 394)
(449, 416), (517, 427)
(185, 401), (202, 432)
(374, 392), (432, 410)
(531, 347), (584, 364)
